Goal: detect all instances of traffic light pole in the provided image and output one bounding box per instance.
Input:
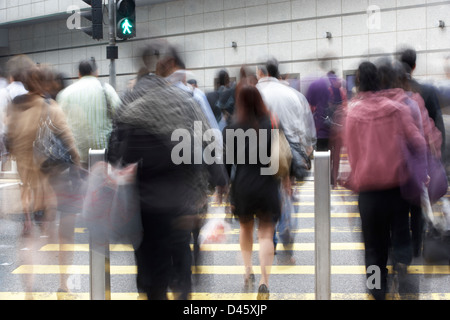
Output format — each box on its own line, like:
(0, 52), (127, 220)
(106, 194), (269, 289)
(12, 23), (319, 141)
(108, 0), (117, 89)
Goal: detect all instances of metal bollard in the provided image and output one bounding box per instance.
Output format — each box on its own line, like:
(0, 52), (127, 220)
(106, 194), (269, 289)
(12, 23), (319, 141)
(88, 149), (111, 300)
(314, 151), (331, 300)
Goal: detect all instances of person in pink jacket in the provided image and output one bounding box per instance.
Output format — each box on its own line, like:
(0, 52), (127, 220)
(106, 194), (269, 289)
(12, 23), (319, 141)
(344, 61), (428, 300)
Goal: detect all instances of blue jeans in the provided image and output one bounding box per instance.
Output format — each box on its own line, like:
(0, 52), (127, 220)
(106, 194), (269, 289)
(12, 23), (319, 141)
(274, 188), (295, 249)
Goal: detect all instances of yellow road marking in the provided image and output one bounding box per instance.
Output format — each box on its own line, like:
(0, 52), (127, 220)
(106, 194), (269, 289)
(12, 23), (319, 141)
(203, 212), (361, 219)
(2, 291), (450, 300)
(210, 201), (359, 208)
(39, 242), (365, 252)
(12, 265), (450, 275)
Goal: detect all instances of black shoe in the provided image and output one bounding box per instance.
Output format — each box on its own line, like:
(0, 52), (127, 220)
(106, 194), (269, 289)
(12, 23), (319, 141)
(257, 284), (269, 300)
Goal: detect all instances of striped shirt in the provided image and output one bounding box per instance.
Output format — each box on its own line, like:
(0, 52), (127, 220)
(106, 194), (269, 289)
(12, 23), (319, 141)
(56, 76), (121, 165)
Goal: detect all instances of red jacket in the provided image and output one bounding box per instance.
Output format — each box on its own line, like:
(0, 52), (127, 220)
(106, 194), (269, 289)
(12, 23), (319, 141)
(344, 91), (428, 192)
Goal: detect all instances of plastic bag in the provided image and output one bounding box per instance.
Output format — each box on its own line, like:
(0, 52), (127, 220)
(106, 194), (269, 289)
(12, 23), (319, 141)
(82, 161), (142, 249)
(421, 186), (450, 264)
(198, 218), (231, 245)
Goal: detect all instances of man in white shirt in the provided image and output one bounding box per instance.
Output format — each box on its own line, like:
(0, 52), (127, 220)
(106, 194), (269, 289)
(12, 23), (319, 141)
(256, 61), (316, 155)
(256, 59), (316, 261)
(57, 58), (121, 168)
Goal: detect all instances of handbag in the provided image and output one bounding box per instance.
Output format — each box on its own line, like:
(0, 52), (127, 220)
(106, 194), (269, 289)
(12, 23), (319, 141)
(401, 144), (448, 206)
(270, 113), (292, 179)
(288, 139), (311, 180)
(33, 99), (73, 173)
(82, 161), (143, 249)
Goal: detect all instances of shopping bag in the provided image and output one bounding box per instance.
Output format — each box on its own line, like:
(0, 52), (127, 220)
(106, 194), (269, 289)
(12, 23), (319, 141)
(198, 218), (231, 246)
(82, 161), (142, 249)
(421, 187), (450, 264)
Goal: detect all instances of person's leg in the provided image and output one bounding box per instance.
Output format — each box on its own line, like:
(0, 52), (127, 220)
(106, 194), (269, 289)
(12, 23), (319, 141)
(358, 191), (391, 300)
(257, 219), (275, 287)
(391, 200), (413, 267)
(239, 217), (254, 282)
(170, 215), (194, 300)
(58, 213), (77, 295)
(410, 204), (424, 257)
(137, 212), (173, 300)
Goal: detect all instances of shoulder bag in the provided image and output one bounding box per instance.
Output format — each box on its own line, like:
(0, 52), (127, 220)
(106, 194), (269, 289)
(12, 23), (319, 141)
(33, 99), (73, 173)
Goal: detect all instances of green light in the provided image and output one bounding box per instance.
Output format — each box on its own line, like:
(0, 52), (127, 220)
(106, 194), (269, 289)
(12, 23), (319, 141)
(121, 18), (133, 35)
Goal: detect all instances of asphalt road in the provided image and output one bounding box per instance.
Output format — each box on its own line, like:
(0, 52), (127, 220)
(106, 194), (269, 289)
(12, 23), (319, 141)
(0, 179), (449, 300)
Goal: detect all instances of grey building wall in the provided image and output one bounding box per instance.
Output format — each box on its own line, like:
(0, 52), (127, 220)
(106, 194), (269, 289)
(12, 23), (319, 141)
(0, 0), (449, 94)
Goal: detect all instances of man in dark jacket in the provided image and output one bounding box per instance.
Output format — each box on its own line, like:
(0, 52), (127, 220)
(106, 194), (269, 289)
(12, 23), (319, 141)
(400, 49), (445, 157)
(400, 48), (446, 257)
(108, 41), (227, 300)
(206, 69), (235, 129)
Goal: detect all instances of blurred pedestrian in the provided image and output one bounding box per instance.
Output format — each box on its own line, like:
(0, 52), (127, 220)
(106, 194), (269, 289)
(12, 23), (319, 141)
(235, 65), (258, 99)
(158, 47), (220, 133)
(327, 71), (348, 188)
(0, 55), (34, 168)
(56, 57), (120, 169)
(223, 85), (281, 300)
(344, 61), (428, 300)
(5, 65), (80, 297)
(306, 76), (331, 152)
(108, 42), (227, 300)
(256, 59), (314, 262)
(207, 70), (236, 131)
(400, 48), (446, 160)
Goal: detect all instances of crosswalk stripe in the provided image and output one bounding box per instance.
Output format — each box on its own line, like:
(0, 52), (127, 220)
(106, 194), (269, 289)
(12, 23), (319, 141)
(39, 242), (366, 252)
(1, 292), (449, 300)
(11, 265), (450, 275)
(210, 201), (359, 208)
(203, 212), (362, 219)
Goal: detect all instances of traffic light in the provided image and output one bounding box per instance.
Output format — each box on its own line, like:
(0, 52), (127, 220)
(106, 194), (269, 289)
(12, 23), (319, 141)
(116, 0), (136, 40)
(80, 0), (103, 40)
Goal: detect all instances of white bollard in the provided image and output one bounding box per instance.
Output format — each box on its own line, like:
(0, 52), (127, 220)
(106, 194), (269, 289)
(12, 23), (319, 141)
(88, 149), (111, 300)
(314, 151), (331, 300)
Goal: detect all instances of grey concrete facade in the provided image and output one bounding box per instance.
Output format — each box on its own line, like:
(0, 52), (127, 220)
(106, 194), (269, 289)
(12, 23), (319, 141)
(0, 0), (449, 94)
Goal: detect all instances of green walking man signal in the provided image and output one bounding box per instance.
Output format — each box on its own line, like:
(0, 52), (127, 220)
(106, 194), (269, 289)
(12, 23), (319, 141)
(121, 18), (132, 35)
(116, 0), (136, 40)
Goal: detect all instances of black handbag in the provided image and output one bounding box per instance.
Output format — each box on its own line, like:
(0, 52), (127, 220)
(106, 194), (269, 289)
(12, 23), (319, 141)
(33, 99), (73, 173)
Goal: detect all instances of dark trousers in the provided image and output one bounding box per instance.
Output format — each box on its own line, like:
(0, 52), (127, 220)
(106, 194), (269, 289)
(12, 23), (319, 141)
(358, 188), (412, 298)
(316, 138), (329, 152)
(170, 221), (193, 300)
(410, 204), (425, 256)
(135, 212), (173, 300)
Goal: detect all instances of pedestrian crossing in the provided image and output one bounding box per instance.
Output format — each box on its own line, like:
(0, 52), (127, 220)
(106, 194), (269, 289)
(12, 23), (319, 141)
(1, 180), (450, 300)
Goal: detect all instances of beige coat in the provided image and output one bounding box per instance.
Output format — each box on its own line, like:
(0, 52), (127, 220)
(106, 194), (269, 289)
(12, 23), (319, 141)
(5, 93), (80, 230)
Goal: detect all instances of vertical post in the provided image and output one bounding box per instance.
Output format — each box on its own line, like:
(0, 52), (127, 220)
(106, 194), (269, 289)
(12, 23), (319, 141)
(314, 150), (331, 300)
(88, 149), (111, 300)
(108, 0), (117, 89)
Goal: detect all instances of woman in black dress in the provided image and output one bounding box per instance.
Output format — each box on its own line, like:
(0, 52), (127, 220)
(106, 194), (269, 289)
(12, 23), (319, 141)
(223, 85), (281, 299)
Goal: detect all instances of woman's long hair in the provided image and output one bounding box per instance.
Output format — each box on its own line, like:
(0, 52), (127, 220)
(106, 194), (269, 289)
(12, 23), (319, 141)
(235, 85), (270, 129)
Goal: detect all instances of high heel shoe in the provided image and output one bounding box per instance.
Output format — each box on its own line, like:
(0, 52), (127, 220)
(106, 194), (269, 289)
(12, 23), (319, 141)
(257, 284), (269, 300)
